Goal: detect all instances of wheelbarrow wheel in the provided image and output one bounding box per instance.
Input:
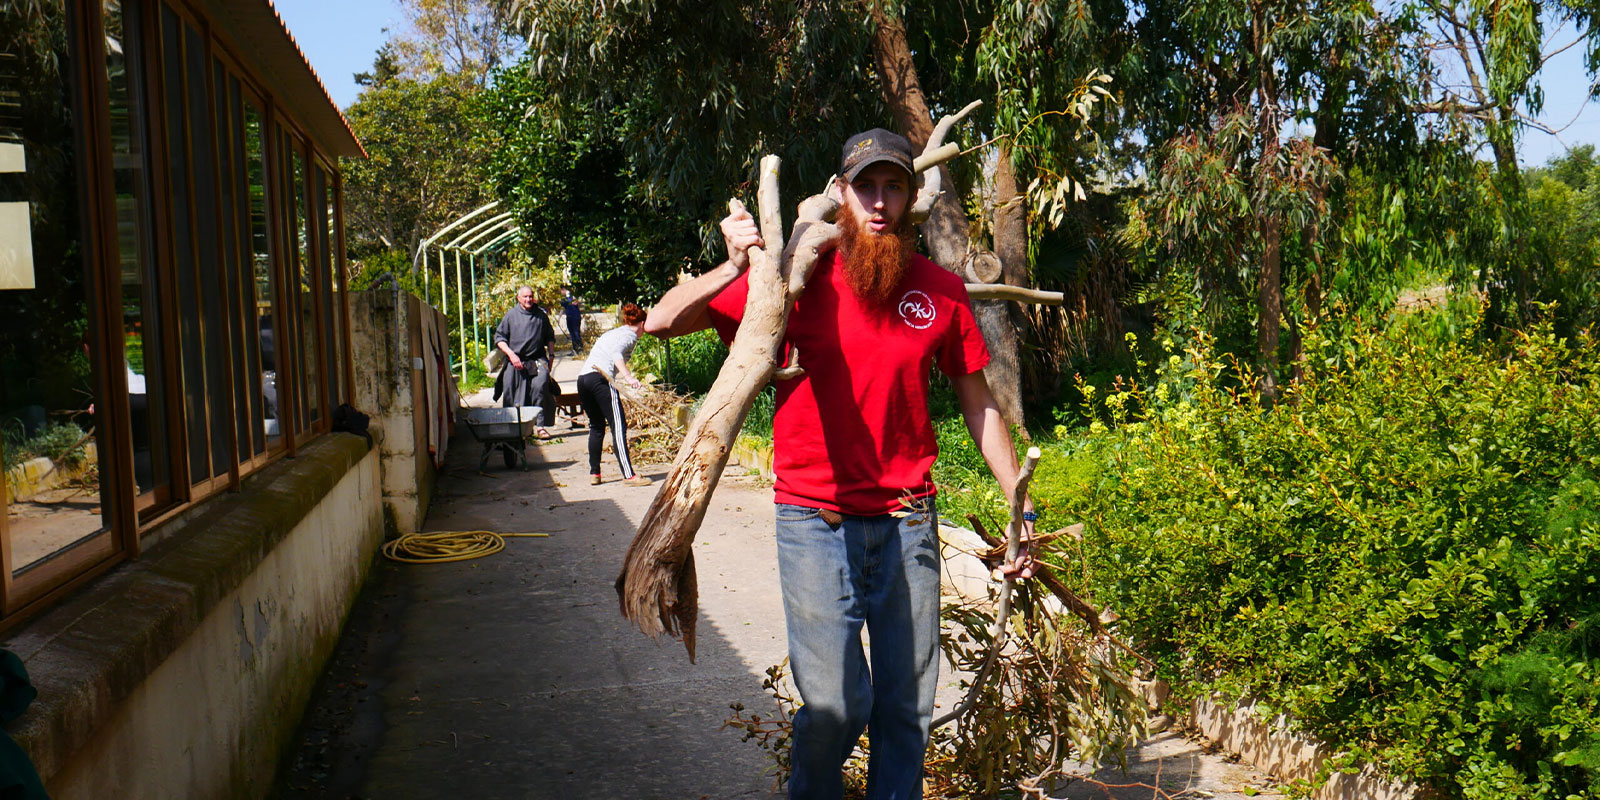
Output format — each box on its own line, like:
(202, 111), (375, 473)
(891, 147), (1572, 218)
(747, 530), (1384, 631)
(502, 445), (517, 470)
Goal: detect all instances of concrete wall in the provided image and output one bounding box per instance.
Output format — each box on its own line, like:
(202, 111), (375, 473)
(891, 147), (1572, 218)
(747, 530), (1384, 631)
(349, 288), (447, 534)
(4, 435), (381, 800)
(1192, 695), (1418, 800)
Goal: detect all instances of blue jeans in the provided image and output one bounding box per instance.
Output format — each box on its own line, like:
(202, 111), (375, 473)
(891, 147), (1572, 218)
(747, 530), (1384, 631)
(775, 501), (942, 800)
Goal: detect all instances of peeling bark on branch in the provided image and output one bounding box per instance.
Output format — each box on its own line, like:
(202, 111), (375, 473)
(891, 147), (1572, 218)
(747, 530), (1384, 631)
(964, 285), (1064, 304)
(933, 446), (1041, 729)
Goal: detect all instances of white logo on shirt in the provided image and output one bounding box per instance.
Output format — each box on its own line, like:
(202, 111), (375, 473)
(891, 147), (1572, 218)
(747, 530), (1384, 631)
(898, 290), (936, 330)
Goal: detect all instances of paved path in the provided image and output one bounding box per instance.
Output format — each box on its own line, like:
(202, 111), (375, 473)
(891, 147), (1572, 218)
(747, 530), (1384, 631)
(275, 409), (1281, 799)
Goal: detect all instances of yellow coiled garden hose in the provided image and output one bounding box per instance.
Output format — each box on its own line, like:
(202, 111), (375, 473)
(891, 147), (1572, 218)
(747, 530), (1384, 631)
(380, 530), (550, 564)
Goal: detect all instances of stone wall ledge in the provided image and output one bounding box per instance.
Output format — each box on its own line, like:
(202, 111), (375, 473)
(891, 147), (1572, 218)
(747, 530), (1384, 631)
(0, 433), (372, 785)
(1187, 692), (1419, 800)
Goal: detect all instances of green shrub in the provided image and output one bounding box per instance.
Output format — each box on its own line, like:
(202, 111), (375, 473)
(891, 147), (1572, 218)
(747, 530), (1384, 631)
(635, 327), (727, 394)
(741, 385), (775, 442)
(1050, 313), (1600, 798)
(2, 421), (89, 472)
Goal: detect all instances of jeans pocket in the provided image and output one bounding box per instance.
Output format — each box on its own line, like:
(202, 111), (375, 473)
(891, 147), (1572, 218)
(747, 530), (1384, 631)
(775, 504), (821, 523)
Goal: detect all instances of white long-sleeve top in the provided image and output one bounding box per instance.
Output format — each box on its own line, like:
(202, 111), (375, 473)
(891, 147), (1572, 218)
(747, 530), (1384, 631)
(583, 326), (640, 380)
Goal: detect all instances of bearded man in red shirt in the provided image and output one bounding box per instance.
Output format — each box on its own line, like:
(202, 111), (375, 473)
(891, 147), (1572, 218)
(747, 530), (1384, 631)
(646, 129), (1036, 800)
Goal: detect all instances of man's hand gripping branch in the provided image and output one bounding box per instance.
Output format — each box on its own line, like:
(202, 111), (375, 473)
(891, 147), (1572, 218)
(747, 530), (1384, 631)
(643, 206), (765, 339)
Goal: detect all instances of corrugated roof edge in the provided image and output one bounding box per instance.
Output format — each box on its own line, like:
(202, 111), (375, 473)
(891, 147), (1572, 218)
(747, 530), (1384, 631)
(262, 0), (368, 159)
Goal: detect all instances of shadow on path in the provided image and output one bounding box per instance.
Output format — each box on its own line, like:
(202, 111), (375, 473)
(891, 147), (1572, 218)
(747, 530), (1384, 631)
(276, 422), (789, 800)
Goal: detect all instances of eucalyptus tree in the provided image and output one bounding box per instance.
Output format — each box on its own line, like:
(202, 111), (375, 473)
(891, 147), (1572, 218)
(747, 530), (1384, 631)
(886, 0), (1137, 419)
(1122, 0), (1440, 396)
(1400, 0), (1600, 328)
(506, 0), (1137, 424)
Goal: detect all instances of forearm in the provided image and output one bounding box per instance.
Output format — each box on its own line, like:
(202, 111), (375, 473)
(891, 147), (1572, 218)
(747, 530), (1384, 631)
(495, 340), (516, 358)
(614, 358), (637, 385)
(955, 372), (1034, 513)
(643, 261), (741, 338)
(965, 406), (1030, 508)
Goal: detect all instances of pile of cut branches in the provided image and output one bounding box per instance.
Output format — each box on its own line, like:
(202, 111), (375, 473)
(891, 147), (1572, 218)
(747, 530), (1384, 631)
(607, 378), (694, 465)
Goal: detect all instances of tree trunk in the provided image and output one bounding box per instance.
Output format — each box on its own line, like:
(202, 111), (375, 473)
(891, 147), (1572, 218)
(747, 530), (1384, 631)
(1486, 110), (1526, 330)
(868, 6), (1026, 428)
(986, 148), (1030, 429)
(1252, 3), (1282, 402)
(867, 6), (965, 270)
(1257, 217), (1282, 400)
(994, 148), (1029, 287)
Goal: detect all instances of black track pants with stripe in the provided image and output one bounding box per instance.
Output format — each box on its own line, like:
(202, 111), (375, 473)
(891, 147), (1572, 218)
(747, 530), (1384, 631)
(577, 371), (634, 479)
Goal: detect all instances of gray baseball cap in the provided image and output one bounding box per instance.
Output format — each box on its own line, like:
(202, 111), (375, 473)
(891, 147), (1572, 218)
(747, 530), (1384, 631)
(840, 128), (914, 181)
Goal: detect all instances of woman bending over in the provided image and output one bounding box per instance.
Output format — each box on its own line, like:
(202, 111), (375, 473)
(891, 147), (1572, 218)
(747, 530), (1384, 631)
(578, 302), (651, 486)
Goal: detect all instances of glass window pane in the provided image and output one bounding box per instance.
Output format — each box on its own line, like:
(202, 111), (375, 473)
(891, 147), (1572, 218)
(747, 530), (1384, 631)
(1, 0), (111, 573)
(245, 103), (277, 449)
(330, 178), (347, 403)
(183, 18), (231, 479)
(290, 145), (319, 428)
(215, 66), (251, 463)
(314, 166), (340, 411)
(158, 5), (208, 482)
(106, 0), (170, 498)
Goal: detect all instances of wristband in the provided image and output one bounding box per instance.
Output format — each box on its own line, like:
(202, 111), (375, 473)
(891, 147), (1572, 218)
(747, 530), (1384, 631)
(1021, 511), (1037, 522)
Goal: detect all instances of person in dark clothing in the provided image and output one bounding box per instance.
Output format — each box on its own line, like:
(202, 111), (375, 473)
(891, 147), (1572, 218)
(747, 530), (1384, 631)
(493, 285), (555, 437)
(560, 288), (584, 356)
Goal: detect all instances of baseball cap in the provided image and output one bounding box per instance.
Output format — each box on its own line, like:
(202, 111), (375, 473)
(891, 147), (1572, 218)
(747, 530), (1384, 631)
(840, 128), (914, 181)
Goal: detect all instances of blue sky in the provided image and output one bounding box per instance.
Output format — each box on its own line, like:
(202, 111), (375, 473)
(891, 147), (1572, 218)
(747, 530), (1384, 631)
(273, 0), (405, 111)
(273, 1), (1598, 168)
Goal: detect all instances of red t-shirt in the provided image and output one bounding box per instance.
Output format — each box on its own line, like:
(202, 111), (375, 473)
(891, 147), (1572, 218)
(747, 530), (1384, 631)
(707, 249), (990, 515)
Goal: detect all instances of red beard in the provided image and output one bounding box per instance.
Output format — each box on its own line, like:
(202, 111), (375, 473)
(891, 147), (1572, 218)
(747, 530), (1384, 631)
(838, 203), (916, 307)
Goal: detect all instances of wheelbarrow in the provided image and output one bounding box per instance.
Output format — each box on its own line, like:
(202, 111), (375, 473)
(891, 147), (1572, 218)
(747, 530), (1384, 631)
(465, 406), (540, 471)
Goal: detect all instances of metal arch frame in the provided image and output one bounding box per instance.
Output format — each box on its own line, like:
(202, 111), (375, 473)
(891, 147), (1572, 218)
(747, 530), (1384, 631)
(437, 213), (516, 309)
(471, 228), (522, 256)
(456, 230), (524, 379)
(438, 215), (524, 381)
(413, 203), (530, 382)
(416, 200), (500, 259)
(414, 201), (501, 302)
(455, 216), (518, 253)
(443, 211), (515, 250)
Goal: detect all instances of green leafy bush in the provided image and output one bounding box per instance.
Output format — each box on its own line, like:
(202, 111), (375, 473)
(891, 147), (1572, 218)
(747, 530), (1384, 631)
(635, 328), (727, 395)
(1049, 314), (1600, 798)
(3, 421), (89, 472)
(741, 386), (776, 442)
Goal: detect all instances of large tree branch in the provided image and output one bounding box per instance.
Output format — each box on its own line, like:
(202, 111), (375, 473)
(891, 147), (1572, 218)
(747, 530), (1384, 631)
(908, 100), (981, 225)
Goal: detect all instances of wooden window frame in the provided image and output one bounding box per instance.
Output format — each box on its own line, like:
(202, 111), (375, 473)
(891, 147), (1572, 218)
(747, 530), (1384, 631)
(2, 0), (131, 622)
(0, 0), (360, 634)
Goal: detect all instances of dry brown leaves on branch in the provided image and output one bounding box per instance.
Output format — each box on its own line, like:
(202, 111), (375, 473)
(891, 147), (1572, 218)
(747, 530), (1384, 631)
(609, 380), (693, 465)
(726, 589), (1151, 798)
